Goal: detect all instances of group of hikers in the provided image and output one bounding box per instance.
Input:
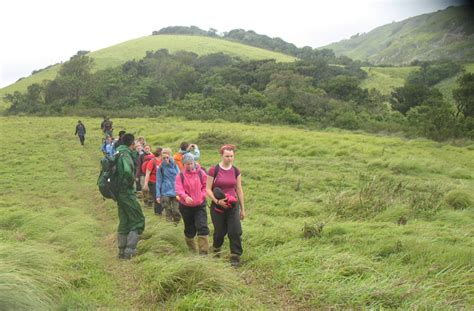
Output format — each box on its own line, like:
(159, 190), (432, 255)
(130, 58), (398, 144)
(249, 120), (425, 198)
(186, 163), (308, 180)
(95, 117), (246, 267)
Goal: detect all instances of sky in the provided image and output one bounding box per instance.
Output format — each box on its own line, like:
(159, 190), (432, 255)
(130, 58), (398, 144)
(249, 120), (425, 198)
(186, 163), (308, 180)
(0, 0), (464, 88)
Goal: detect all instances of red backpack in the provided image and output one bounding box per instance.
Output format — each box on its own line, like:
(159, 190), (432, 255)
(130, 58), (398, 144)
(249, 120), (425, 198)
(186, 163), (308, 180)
(141, 155), (156, 174)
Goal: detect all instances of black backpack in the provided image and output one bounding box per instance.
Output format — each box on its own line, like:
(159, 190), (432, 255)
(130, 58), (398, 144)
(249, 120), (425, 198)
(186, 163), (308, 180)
(97, 153), (122, 201)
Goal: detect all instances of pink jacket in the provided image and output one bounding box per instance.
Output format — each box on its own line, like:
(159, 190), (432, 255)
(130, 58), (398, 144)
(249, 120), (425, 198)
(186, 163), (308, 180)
(175, 164), (207, 207)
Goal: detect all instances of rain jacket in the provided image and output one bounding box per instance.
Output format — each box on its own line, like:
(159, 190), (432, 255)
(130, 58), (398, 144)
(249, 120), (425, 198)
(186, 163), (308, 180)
(156, 158), (180, 198)
(175, 164), (207, 207)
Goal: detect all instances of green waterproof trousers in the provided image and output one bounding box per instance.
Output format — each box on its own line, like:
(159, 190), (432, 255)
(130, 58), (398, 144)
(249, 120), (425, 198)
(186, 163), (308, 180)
(117, 189), (145, 235)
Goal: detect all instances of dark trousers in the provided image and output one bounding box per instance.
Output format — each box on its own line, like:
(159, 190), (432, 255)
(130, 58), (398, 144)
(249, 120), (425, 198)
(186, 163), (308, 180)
(78, 135), (85, 145)
(148, 182), (163, 215)
(210, 203), (243, 256)
(179, 203), (209, 238)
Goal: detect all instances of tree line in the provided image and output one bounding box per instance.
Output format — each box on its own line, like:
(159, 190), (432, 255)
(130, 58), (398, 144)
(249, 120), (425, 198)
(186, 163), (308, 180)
(4, 49), (473, 141)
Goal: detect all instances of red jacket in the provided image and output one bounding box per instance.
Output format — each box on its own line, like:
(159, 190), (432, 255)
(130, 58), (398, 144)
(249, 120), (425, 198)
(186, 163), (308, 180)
(175, 164), (207, 207)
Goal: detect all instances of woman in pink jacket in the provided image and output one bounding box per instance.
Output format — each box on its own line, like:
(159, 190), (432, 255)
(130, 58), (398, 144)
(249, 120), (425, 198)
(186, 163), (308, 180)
(175, 153), (209, 254)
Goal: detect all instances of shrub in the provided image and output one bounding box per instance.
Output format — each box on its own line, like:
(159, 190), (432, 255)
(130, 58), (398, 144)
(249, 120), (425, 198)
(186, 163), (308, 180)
(444, 190), (473, 210)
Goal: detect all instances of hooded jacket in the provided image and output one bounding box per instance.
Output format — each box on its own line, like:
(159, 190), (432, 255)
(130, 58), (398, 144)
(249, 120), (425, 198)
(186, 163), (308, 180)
(116, 145), (135, 191)
(156, 158), (180, 198)
(175, 164), (207, 207)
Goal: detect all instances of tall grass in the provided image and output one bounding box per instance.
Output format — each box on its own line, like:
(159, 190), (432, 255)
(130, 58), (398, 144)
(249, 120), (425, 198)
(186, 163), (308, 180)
(0, 116), (472, 309)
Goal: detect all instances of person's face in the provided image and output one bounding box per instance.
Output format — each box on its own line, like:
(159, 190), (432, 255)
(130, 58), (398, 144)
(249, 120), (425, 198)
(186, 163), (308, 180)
(136, 145), (143, 152)
(130, 141), (136, 150)
(162, 153), (170, 164)
(144, 146), (151, 153)
(222, 150), (234, 164)
(184, 162), (194, 171)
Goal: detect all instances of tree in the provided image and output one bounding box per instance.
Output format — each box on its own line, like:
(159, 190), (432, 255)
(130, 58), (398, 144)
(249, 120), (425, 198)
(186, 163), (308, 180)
(390, 82), (442, 115)
(453, 73), (474, 118)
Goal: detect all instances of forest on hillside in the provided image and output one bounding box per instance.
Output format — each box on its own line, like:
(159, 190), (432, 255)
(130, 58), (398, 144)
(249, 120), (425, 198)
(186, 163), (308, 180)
(4, 44), (473, 141)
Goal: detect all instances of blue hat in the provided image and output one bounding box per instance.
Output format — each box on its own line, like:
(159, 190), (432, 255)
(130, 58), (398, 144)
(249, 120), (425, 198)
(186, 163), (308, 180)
(182, 153), (194, 164)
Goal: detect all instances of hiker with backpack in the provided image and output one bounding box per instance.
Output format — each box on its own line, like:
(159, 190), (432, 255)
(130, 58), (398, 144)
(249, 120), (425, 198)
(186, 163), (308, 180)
(102, 117), (114, 137)
(142, 148), (163, 215)
(156, 148), (181, 224)
(174, 142), (200, 171)
(75, 120), (86, 146)
(206, 144), (245, 267)
(115, 133), (145, 259)
(175, 153), (209, 255)
(135, 144), (151, 192)
(101, 136), (115, 156)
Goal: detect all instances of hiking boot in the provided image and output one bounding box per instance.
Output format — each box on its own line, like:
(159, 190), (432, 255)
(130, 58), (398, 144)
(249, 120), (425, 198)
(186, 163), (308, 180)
(197, 235), (209, 255)
(185, 236), (197, 253)
(230, 254), (241, 268)
(124, 231), (140, 260)
(212, 247), (222, 258)
(117, 233), (128, 259)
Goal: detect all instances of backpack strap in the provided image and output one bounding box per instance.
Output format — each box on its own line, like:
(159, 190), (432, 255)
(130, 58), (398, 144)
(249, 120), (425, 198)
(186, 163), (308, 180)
(212, 164), (239, 189)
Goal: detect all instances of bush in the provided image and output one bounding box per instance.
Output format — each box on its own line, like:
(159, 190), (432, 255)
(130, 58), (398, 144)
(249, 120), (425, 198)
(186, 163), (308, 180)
(444, 190), (473, 210)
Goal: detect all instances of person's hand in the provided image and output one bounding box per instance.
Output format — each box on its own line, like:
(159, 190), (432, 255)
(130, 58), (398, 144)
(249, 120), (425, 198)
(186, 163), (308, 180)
(185, 197), (194, 205)
(240, 209), (246, 220)
(217, 199), (228, 208)
(156, 197), (161, 204)
(142, 184), (149, 191)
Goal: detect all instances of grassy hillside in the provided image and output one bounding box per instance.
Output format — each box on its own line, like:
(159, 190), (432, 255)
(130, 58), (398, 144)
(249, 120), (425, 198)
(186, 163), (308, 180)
(321, 5), (474, 65)
(1, 116), (473, 309)
(0, 35), (295, 110)
(360, 63), (474, 97)
(360, 66), (418, 94)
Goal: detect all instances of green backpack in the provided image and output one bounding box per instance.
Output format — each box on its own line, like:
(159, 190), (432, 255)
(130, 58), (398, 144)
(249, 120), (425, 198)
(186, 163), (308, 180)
(97, 153), (121, 201)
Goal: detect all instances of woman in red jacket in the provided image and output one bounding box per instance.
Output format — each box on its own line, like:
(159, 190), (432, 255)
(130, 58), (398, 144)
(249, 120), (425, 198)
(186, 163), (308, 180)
(175, 153), (209, 254)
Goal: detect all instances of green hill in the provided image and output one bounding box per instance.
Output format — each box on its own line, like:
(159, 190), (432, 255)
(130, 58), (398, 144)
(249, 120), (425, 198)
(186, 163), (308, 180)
(321, 5), (474, 65)
(360, 63), (474, 97)
(0, 35), (295, 110)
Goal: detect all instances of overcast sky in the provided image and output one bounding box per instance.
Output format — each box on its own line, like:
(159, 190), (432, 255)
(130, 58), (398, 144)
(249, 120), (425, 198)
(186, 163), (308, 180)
(0, 0), (463, 88)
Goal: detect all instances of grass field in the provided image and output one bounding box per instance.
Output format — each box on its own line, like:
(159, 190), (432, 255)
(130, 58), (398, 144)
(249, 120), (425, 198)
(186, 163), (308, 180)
(0, 35), (295, 111)
(1, 116), (472, 309)
(360, 66), (418, 95)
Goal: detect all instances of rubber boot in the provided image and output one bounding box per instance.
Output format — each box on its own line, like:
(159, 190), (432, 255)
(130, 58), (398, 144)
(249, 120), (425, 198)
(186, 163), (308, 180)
(230, 254), (241, 268)
(212, 247), (222, 258)
(197, 235), (209, 255)
(124, 231), (139, 259)
(117, 234), (128, 259)
(185, 236), (197, 253)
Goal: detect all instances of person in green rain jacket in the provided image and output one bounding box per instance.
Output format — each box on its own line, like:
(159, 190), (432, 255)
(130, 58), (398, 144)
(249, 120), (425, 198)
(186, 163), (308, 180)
(116, 133), (145, 260)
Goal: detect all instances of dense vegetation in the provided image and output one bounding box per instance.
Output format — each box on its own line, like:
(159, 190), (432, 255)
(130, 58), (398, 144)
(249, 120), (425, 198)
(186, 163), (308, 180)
(153, 26), (351, 65)
(322, 5), (474, 65)
(5, 48), (473, 141)
(1, 117), (472, 309)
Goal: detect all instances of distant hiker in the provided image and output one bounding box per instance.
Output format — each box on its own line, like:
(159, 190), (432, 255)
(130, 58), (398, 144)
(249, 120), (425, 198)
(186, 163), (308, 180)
(115, 133), (145, 260)
(102, 136), (115, 156)
(137, 136), (146, 149)
(175, 153), (209, 254)
(142, 148), (163, 215)
(206, 144), (245, 267)
(135, 144), (151, 192)
(174, 142), (200, 171)
(75, 120), (86, 146)
(114, 130), (126, 149)
(156, 148), (181, 224)
(102, 117), (114, 137)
